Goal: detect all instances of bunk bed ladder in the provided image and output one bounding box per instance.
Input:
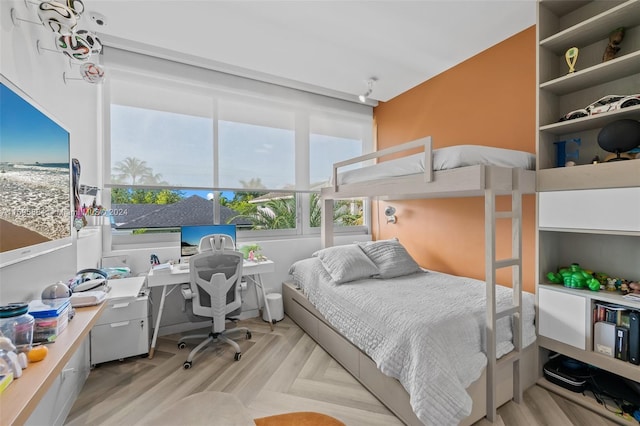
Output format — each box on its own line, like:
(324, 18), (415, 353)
(484, 168), (524, 423)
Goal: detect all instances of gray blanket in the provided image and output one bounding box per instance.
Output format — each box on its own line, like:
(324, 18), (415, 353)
(290, 258), (536, 425)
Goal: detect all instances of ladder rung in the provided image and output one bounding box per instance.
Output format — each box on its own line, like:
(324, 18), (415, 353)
(497, 306), (520, 319)
(495, 211), (514, 219)
(495, 258), (520, 269)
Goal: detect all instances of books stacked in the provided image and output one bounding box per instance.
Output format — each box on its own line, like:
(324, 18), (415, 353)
(593, 302), (639, 365)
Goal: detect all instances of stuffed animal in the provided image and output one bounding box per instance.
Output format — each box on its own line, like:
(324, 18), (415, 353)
(547, 263), (600, 291)
(603, 27), (625, 62)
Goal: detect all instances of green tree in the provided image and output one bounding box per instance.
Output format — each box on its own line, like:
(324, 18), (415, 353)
(309, 193), (363, 227)
(111, 157), (182, 205)
(233, 198), (296, 229)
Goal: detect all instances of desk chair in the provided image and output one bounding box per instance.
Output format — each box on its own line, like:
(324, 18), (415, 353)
(178, 236), (251, 369)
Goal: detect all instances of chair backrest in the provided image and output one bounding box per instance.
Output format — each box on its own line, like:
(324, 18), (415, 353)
(188, 248), (244, 332)
(198, 234), (235, 253)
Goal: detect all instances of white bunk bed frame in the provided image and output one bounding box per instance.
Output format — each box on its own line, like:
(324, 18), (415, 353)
(283, 136), (538, 425)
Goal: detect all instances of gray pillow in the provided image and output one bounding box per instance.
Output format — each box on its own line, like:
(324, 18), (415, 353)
(358, 238), (422, 279)
(313, 244), (379, 284)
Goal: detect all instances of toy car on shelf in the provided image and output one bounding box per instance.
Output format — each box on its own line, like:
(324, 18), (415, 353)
(558, 94), (640, 122)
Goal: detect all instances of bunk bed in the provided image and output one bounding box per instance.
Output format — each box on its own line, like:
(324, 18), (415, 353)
(282, 136), (538, 425)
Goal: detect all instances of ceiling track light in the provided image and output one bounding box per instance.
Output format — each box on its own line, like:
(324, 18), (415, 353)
(359, 77), (377, 103)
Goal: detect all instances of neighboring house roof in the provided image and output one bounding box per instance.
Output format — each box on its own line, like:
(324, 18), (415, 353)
(112, 195), (250, 228)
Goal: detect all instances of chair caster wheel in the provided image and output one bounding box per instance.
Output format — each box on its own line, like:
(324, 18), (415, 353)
(271, 319), (277, 324)
(246, 331), (252, 340)
(178, 342), (187, 349)
(234, 352), (242, 361)
(183, 361), (192, 369)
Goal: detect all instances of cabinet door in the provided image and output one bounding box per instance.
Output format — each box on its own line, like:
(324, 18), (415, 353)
(539, 188), (640, 232)
(26, 338), (90, 426)
(538, 287), (587, 350)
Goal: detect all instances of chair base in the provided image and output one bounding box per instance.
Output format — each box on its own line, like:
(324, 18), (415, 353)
(178, 327), (251, 369)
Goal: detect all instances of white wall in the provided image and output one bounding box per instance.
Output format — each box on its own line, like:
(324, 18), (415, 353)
(0, 1), (102, 304)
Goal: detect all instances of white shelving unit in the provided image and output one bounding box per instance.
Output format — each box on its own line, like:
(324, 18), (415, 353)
(536, 0), (640, 421)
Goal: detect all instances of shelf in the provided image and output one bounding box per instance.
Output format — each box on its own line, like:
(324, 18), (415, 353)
(539, 227), (640, 237)
(540, 0), (640, 55)
(537, 160), (640, 191)
(540, 104), (640, 135)
(537, 378), (634, 424)
(540, 50), (640, 96)
(538, 335), (640, 381)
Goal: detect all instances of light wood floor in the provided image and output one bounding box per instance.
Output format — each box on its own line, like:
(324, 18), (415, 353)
(66, 316), (620, 426)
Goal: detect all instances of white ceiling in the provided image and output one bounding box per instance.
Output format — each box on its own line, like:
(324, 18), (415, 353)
(86, 1), (536, 103)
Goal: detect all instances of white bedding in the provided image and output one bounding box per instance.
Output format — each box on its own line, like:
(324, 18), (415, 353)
(289, 258), (536, 426)
(336, 145), (535, 185)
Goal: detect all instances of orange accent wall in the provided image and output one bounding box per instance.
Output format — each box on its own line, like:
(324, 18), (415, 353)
(373, 27), (537, 292)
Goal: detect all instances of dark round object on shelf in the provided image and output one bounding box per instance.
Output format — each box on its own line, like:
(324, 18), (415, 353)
(597, 119), (640, 161)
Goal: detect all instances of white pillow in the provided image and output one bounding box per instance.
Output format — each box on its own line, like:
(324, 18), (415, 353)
(358, 238), (422, 279)
(313, 244), (379, 284)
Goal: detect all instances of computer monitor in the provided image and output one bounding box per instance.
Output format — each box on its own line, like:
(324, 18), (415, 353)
(180, 224), (237, 257)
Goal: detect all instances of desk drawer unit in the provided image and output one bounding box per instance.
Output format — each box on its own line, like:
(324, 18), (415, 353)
(91, 315), (149, 365)
(91, 280), (150, 365)
(95, 297), (148, 325)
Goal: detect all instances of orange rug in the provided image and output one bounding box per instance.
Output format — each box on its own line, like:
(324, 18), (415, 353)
(254, 411), (346, 426)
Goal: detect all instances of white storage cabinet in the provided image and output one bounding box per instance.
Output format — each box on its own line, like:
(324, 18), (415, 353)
(90, 276), (150, 365)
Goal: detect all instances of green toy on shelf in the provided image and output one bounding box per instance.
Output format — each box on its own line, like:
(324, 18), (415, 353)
(547, 263), (600, 291)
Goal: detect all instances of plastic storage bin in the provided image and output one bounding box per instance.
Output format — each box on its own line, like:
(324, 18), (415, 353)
(0, 303), (34, 353)
(28, 299), (71, 343)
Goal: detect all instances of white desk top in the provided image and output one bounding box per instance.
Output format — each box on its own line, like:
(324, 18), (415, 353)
(108, 276), (147, 299)
(147, 259), (275, 287)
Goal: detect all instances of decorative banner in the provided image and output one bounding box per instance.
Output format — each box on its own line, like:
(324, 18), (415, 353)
(38, 1), (77, 35)
(80, 62), (105, 84)
(565, 47), (579, 73)
(57, 33), (92, 62)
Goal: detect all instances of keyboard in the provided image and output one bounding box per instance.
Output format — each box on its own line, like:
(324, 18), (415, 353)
(177, 263), (190, 270)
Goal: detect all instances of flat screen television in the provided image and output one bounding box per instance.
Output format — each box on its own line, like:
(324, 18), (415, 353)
(180, 224), (237, 257)
(0, 74), (72, 268)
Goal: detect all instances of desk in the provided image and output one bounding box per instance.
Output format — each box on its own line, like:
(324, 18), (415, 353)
(0, 303), (106, 426)
(146, 259), (275, 358)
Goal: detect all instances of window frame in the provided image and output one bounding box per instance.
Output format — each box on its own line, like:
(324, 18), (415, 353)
(102, 50), (373, 250)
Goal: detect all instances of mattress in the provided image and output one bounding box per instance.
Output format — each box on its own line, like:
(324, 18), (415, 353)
(289, 257), (536, 425)
(335, 145), (535, 185)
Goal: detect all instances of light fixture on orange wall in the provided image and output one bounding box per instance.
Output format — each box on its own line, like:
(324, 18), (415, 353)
(358, 78), (377, 103)
(384, 206), (397, 224)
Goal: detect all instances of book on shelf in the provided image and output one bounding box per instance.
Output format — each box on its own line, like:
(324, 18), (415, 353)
(593, 302), (631, 327)
(615, 326), (629, 362)
(593, 302), (639, 364)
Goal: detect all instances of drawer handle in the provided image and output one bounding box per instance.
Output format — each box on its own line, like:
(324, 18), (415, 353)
(111, 321), (130, 328)
(62, 367), (77, 380)
(112, 303), (130, 309)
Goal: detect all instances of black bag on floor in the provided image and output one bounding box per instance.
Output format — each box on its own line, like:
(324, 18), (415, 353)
(543, 355), (589, 393)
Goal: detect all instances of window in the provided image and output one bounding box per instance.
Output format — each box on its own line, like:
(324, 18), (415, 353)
(103, 48), (372, 245)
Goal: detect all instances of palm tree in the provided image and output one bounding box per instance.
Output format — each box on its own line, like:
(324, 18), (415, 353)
(233, 198), (296, 229)
(309, 193), (363, 227)
(112, 157), (154, 185)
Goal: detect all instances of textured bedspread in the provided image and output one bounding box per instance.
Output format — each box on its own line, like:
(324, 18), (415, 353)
(289, 258), (536, 426)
